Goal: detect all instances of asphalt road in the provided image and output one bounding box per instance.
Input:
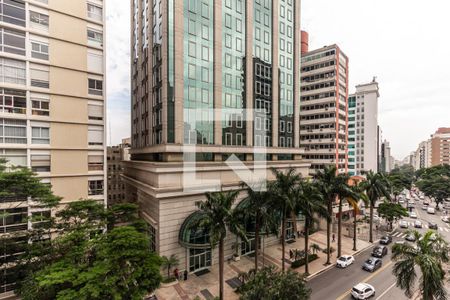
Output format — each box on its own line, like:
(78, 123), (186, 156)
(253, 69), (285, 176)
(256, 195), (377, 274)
(307, 194), (448, 300)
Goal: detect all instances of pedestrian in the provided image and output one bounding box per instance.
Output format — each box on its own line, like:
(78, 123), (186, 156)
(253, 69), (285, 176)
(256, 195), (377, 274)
(183, 270), (188, 281)
(289, 249), (293, 260)
(332, 233), (335, 242)
(174, 268), (179, 280)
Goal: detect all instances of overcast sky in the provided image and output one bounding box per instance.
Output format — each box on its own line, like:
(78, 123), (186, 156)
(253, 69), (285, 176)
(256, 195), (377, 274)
(106, 0), (450, 160)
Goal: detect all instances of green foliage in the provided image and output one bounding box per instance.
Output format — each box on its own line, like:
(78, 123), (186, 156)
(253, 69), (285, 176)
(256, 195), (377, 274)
(161, 254), (179, 279)
(322, 246), (335, 254)
(238, 266), (311, 300)
(416, 165), (450, 208)
(388, 165), (415, 200)
(15, 201), (162, 300)
(290, 254), (319, 269)
(392, 230), (449, 300)
(377, 201), (408, 229)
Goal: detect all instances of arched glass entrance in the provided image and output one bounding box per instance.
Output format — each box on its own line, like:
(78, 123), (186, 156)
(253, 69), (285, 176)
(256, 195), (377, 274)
(179, 211), (212, 273)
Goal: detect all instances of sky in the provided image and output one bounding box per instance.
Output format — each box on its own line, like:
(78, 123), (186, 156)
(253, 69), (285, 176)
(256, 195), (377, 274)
(106, 0), (450, 160)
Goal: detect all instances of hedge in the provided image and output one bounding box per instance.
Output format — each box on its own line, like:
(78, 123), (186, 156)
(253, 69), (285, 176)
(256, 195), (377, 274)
(291, 254), (319, 269)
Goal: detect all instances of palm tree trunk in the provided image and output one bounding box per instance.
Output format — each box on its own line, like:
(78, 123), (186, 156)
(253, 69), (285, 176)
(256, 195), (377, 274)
(337, 199), (343, 257)
(353, 212), (357, 251)
(281, 215), (286, 272)
(219, 238), (224, 300)
(254, 214), (260, 272)
(326, 199), (332, 265)
(369, 203), (374, 243)
(291, 210), (298, 239)
(304, 220), (310, 275)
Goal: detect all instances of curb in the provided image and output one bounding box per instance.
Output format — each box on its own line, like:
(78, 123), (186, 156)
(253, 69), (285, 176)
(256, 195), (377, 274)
(306, 240), (377, 281)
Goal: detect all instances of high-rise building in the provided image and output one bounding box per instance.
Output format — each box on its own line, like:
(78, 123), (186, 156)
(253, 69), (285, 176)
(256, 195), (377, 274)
(125, 0), (309, 274)
(107, 138), (130, 206)
(380, 140), (392, 173)
(0, 0), (105, 294)
(300, 41), (349, 174)
(347, 79), (379, 175)
(430, 128), (450, 166)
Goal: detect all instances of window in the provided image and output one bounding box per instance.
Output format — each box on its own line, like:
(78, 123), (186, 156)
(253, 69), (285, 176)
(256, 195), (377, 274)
(88, 125), (103, 146)
(87, 28), (103, 46)
(188, 41), (196, 58)
(0, 208), (27, 233)
(88, 79), (103, 96)
(31, 154), (50, 172)
(31, 96), (49, 116)
(29, 11), (49, 30)
(88, 104), (103, 121)
(87, 3), (102, 21)
(0, 0), (26, 27)
(30, 67), (49, 88)
(88, 180), (103, 195)
(88, 51), (103, 73)
(31, 126), (50, 144)
(0, 28), (25, 55)
(0, 58), (26, 85)
(88, 155), (103, 171)
(0, 119), (26, 144)
(31, 41), (49, 60)
(0, 149), (26, 167)
(0, 88), (26, 114)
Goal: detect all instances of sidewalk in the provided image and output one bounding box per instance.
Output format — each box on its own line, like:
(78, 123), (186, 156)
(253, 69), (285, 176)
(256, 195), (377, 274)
(155, 231), (372, 300)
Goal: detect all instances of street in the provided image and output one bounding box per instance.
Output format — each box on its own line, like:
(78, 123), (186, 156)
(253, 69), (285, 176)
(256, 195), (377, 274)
(308, 195), (448, 300)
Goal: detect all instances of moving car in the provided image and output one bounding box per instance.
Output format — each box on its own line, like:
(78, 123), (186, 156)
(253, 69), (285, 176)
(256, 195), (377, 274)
(362, 258), (382, 272)
(423, 201), (430, 206)
(410, 212), (417, 218)
(371, 246), (388, 258)
(427, 207), (436, 214)
(408, 201), (415, 206)
(441, 216), (450, 223)
(405, 234), (416, 242)
(414, 220), (422, 228)
(422, 205), (428, 210)
(428, 222), (438, 229)
(336, 255), (355, 268)
(420, 195), (425, 200)
(399, 220), (408, 228)
(351, 283), (375, 299)
(379, 235), (392, 245)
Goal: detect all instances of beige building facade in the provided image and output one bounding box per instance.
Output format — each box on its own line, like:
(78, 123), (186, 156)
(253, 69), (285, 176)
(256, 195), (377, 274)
(0, 0), (105, 294)
(125, 0), (311, 275)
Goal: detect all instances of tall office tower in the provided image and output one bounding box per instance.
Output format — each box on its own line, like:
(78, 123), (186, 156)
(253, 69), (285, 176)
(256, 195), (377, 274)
(0, 0), (105, 294)
(430, 128), (450, 166)
(300, 38), (349, 174)
(347, 80), (379, 175)
(380, 140), (392, 173)
(125, 0), (310, 274)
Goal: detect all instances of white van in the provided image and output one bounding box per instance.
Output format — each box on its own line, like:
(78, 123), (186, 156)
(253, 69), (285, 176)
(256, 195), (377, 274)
(427, 207), (436, 214)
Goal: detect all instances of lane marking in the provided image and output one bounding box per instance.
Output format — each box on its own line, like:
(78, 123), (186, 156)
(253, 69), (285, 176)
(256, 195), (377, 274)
(375, 282), (397, 300)
(335, 261), (393, 300)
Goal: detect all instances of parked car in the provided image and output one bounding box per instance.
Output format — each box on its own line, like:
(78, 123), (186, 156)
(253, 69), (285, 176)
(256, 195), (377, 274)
(363, 258), (382, 272)
(371, 246), (388, 258)
(399, 220), (408, 228)
(410, 212), (417, 218)
(414, 220), (422, 228)
(427, 207), (436, 214)
(429, 222), (438, 229)
(379, 235), (392, 245)
(405, 234), (416, 242)
(336, 255), (355, 268)
(351, 283), (376, 299)
(441, 216), (450, 223)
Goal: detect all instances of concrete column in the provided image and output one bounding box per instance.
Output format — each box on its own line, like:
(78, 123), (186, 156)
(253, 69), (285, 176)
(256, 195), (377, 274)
(160, 1), (168, 144)
(173, 0), (185, 145)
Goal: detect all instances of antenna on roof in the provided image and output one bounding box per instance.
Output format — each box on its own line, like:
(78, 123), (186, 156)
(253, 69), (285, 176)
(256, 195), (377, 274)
(372, 76), (377, 82)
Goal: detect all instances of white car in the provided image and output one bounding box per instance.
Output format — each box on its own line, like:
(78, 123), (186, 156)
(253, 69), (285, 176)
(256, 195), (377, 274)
(422, 205), (428, 210)
(414, 220), (422, 228)
(410, 212), (417, 218)
(351, 283), (375, 299)
(399, 220), (408, 228)
(420, 195), (425, 200)
(427, 207), (436, 214)
(336, 255), (355, 268)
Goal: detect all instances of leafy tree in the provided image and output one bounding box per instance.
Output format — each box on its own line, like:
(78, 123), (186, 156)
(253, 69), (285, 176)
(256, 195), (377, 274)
(416, 165), (450, 209)
(388, 165), (415, 202)
(377, 201), (408, 230)
(238, 181), (279, 272)
(314, 165), (353, 263)
(237, 266), (311, 300)
(347, 180), (368, 251)
(161, 254), (179, 279)
(270, 168), (301, 272)
(195, 190), (246, 300)
(361, 171), (391, 242)
(294, 181), (328, 274)
(392, 230), (449, 300)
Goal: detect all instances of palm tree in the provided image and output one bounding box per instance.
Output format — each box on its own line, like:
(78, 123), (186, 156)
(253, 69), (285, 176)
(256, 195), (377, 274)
(294, 180), (329, 274)
(347, 180), (368, 251)
(392, 230), (449, 300)
(270, 168), (300, 272)
(195, 190), (246, 300)
(239, 181), (279, 272)
(315, 165), (352, 264)
(161, 254), (179, 279)
(361, 171), (391, 243)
